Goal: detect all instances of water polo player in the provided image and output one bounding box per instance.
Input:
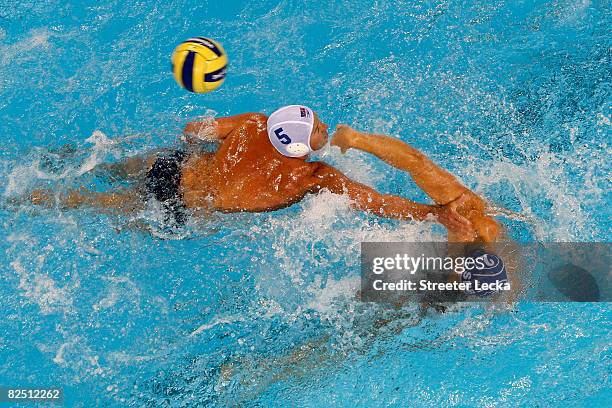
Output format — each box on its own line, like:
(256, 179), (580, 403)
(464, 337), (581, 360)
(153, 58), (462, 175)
(29, 105), (473, 236)
(331, 124), (520, 298)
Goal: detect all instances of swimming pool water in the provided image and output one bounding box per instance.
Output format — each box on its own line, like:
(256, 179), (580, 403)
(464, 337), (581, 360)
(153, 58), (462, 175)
(0, 0), (610, 406)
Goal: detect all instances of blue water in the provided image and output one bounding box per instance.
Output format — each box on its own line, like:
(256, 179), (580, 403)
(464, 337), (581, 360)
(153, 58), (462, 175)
(1, 0), (610, 406)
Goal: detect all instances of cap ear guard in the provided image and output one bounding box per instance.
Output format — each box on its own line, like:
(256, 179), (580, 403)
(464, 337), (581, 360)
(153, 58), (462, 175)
(267, 105), (314, 158)
(285, 142), (310, 156)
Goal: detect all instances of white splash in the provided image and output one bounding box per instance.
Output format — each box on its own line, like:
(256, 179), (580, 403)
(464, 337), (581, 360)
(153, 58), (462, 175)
(305, 275), (359, 314)
(190, 314), (246, 337)
(79, 130), (119, 175)
(3, 130), (120, 197)
(11, 259), (75, 315)
(0, 28), (52, 66)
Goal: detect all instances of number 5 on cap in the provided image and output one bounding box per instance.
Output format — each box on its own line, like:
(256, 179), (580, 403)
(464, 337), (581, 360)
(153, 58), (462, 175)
(274, 127), (291, 145)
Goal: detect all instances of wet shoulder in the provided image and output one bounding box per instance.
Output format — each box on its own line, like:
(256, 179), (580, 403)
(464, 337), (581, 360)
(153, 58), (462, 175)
(226, 113), (268, 143)
(214, 113), (268, 159)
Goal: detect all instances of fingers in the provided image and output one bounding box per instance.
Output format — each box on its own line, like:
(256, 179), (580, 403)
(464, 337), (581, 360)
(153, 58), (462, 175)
(330, 124), (346, 140)
(448, 192), (469, 210)
(438, 203), (474, 238)
(330, 135), (340, 147)
(330, 124), (351, 153)
(451, 208), (471, 228)
(444, 215), (470, 234)
(451, 212), (472, 234)
(332, 124), (353, 138)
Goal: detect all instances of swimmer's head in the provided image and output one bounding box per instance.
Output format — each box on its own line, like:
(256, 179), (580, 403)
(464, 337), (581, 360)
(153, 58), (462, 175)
(267, 105), (329, 158)
(460, 249), (508, 297)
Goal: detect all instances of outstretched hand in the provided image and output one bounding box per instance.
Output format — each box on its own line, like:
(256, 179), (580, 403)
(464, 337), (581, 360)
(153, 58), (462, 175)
(435, 193), (476, 240)
(331, 124), (358, 153)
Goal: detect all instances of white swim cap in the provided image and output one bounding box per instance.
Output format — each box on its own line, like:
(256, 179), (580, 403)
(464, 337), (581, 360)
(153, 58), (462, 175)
(267, 105), (315, 157)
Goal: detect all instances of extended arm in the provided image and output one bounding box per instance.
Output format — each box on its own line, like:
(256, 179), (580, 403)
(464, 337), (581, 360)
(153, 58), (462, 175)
(310, 163), (472, 233)
(332, 125), (500, 242)
(331, 125), (474, 206)
(30, 187), (142, 213)
(183, 113), (265, 143)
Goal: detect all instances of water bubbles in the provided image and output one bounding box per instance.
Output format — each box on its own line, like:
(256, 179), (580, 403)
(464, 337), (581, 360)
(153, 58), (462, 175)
(0, 0), (609, 405)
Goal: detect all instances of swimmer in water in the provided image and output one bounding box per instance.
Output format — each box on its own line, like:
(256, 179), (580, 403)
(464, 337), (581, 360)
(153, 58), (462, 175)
(331, 124), (499, 243)
(210, 124), (523, 402)
(29, 105), (473, 236)
(331, 124), (521, 299)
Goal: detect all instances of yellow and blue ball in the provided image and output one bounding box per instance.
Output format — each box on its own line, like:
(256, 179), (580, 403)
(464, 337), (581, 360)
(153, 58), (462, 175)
(171, 37), (228, 93)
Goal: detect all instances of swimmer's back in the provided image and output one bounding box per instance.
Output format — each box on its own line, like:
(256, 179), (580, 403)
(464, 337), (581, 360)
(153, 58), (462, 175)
(182, 114), (321, 212)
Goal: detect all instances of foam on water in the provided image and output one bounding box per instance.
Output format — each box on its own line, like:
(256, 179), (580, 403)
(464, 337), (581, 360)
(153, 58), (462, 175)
(0, 28), (51, 66)
(11, 258), (75, 315)
(0, 0), (610, 406)
(3, 130), (124, 197)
